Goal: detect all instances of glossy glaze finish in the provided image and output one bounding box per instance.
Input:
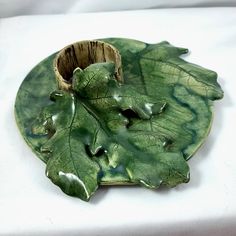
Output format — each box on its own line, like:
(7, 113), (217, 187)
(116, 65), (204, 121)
(15, 38), (223, 201)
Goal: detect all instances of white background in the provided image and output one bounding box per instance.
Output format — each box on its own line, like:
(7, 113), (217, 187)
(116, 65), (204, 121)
(0, 3), (236, 236)
(1, 0), (236, 17)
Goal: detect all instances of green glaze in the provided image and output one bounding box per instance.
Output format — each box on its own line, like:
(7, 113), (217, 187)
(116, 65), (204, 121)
(15, 38), (223, 201)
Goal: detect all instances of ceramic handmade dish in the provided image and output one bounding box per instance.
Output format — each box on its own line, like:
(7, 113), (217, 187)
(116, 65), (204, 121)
(15, 38), (223, 201)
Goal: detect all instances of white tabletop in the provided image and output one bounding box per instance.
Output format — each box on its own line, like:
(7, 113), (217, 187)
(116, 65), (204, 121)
(0, 8), (236, 235)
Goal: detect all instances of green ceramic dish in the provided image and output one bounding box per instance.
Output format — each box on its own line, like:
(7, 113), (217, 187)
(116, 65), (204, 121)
(15, 38), (223, 201)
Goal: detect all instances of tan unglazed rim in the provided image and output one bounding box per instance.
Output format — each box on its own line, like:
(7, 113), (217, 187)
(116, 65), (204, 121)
(54, 40), (123, 91)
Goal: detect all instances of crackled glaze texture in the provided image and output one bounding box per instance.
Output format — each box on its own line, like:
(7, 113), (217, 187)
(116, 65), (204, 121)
(15, 38), (223, 201)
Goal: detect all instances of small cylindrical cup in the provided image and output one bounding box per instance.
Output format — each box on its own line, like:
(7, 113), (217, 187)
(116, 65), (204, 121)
(54, 40), (123, 91)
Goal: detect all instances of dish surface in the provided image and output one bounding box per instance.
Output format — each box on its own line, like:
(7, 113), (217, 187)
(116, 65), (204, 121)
(14, 38), (223, 201)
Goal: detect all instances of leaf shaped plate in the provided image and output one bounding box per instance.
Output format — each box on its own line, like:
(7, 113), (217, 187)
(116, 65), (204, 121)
(15, 38), (223, 201)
